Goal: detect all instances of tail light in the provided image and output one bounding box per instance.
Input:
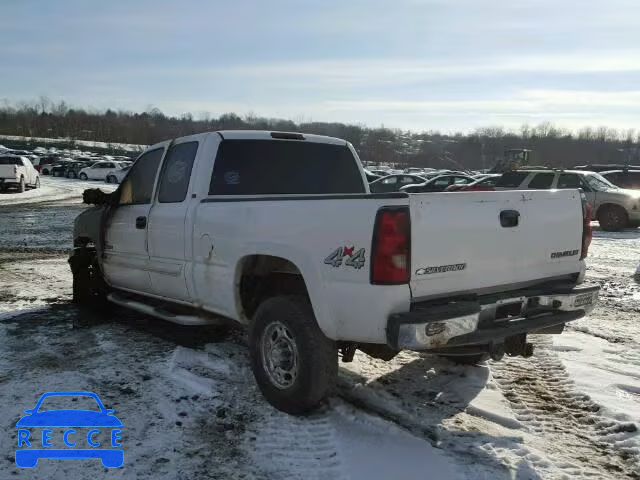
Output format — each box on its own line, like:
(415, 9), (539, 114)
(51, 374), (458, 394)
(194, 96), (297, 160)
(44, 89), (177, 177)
(371, 207), (410, 284)
(580, 194), (593, 260)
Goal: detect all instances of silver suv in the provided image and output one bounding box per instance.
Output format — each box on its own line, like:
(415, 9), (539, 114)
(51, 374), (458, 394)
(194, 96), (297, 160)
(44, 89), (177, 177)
(495, 169), (640, 231)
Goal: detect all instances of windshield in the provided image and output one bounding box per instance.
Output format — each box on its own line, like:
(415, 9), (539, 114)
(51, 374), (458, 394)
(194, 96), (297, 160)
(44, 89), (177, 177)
(37, 394), (101, 412)
(584, 173), (619, 191)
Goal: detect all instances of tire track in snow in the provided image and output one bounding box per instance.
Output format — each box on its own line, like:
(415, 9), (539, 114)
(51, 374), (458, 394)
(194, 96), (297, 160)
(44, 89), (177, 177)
(248, 411), (349, 480)
(491, 335), (640, 479)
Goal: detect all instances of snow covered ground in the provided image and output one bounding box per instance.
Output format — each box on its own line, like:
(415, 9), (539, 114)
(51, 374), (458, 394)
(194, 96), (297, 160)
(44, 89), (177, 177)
(0, 177), (638, 479)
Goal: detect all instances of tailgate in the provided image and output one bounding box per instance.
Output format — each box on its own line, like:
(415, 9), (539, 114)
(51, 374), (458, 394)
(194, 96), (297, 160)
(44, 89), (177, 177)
(409, 189), (584, 300)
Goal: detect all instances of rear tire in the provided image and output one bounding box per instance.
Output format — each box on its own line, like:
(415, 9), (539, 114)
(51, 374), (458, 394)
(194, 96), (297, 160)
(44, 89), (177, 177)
(598, 205), (628, 231)
(79, 173), (88, 180)
(249, 295), (337, 414)
(440, 354), (489, 365)
(18, 177), (25, 193)
(34, 177), (40, 189)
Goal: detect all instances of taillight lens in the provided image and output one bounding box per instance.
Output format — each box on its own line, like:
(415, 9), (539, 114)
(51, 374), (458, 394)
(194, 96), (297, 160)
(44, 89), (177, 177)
(581, 201), (593, 260)
(371, 207), (410, 284)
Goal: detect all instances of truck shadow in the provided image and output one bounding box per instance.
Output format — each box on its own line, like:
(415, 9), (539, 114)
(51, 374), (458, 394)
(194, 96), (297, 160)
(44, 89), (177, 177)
(337, 352), (541, 479)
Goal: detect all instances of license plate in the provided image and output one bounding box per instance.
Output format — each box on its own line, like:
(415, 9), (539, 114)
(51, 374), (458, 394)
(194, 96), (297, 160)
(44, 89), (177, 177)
(574, 293), (594, 307)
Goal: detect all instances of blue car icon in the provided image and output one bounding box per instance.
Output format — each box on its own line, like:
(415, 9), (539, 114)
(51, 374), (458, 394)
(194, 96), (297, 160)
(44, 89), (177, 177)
(15, 391), (123, 468)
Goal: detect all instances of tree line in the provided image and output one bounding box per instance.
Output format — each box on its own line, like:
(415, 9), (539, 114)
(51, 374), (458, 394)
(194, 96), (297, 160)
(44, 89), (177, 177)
(1, 97), (638, 169)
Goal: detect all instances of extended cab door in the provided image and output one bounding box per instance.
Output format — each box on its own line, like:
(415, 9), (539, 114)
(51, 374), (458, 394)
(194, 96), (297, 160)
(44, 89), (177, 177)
(147, 136), (201, 300)
(102, 146), (167, 293)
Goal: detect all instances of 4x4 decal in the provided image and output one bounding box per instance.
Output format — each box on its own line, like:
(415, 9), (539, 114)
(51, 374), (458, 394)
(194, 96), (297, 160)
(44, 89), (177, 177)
(324, 246), (366, 269)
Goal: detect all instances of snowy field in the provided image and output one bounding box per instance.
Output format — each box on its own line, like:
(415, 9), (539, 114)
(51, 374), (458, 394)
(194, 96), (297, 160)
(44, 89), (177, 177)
(0, 176), (638, 479)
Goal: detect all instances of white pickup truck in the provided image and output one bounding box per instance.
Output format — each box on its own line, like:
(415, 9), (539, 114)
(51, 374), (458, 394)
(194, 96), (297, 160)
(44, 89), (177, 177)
(0, 155), (40, 192)
(70, 131), (599, 414)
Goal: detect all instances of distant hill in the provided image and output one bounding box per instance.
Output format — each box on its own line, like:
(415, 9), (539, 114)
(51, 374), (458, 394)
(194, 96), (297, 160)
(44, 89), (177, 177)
(0, 99), (637, 169)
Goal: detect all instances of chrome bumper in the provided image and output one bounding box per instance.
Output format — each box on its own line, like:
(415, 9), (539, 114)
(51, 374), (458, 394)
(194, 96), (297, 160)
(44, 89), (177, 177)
(387, 284), (599, 351)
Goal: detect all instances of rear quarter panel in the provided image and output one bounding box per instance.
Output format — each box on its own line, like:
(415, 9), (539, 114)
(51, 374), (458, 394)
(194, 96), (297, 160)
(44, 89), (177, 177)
(191, 196), (411, 343)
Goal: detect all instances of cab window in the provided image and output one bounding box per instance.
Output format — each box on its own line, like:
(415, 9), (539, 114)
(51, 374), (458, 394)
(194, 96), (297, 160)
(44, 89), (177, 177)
(119, 148), (164, 205)
(157, 142), (199, 203)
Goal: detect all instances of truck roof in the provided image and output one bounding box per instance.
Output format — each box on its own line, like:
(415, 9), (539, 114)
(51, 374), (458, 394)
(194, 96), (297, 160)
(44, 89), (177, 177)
(217, 130), (347, 146)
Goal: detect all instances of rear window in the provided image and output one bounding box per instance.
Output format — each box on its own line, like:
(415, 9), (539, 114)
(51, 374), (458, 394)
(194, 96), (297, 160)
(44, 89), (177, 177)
(0, 157), (23, 165)
(495, 172), (527, 188)
(209, 140), (365, 195)
(527, 173), (554, 189)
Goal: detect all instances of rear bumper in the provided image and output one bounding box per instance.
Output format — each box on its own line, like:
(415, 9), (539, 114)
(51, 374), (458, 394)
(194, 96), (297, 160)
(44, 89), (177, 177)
(0, 177), (19, 185)
(387, 283), (599, 351)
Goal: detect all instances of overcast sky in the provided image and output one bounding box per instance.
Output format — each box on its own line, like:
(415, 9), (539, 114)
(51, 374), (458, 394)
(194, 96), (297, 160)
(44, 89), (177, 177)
(1, 0), (639, 132)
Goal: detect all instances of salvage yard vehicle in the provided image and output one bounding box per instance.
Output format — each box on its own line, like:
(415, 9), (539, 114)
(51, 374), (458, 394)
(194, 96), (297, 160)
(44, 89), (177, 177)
(0, 155), (40, 192)
(105, 165), (131, 184)
(400, 173), (475, 192)
(78, 161), (125, 181)
(70, 130), (600, 414)
(369, 174), (426, 193)
(495, 169), (640, 231)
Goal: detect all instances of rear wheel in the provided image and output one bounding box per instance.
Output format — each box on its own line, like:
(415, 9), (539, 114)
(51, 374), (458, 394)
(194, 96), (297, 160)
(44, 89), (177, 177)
(79, 173), (88, 180)
(18, 177), (25, 192)
(107, 175), (117, 184)
(34, 177), (40, 189)
(249, 295), (337, 414)
(598, 205), (628, 231)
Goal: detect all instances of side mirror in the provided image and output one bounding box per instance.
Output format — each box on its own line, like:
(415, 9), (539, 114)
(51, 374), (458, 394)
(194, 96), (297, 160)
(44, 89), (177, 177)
(104, 409), (115, 415)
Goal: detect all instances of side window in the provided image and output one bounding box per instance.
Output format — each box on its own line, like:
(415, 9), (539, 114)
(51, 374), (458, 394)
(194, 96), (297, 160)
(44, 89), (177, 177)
(454, 176), (471, 184)
(527, 173), (554, 189)
(382, 177), (397, 184)
(157, 142), (199, 203)
(557, 174), (581, 189)
(119, 148), (164, 205)
(495, 172), (527, 188)
(401, 176), (417, 184)
(434, 178), (450, 187)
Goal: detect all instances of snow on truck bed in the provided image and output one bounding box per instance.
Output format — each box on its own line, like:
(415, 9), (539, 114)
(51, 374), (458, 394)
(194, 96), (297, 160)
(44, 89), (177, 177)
(0, 176), (638, 479)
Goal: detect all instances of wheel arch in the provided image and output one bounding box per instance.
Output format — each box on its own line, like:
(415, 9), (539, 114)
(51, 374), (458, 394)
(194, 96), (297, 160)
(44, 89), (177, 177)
(235, 252), (334, 338)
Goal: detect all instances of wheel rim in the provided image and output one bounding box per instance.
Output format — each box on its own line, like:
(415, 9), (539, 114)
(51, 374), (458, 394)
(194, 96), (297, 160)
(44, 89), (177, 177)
(605, 210), (622, 227)
(261, 321), (299, 389)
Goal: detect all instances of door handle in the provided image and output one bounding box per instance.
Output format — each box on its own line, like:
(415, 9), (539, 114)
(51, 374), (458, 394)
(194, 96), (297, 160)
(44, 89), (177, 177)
(135, 216), (147, 229)
(500, 210), (520, 228)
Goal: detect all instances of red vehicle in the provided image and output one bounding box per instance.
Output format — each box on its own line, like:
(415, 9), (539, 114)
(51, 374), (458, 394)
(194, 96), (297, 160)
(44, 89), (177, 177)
(446, 174), (501, 192)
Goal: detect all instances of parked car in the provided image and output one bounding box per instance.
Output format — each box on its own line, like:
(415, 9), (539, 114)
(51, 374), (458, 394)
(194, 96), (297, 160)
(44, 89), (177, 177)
(400, 174), (476, 192)
(573, 164), (640, 173)
(105, 165), (131, 184)
(446, 174), (501, 192)
(363, 168), (382, 182)
(65, 161), (94, 179)
(600, 170), (640, 190)
(50, 159), (74, 177)
(0, 155), (40, 192)
(78, 161), (125, 180)
(495, 169), (640, 230)
(34, 155), (60, 175)
(369, 174), (426, 193)
(70, 130), (598, 414)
